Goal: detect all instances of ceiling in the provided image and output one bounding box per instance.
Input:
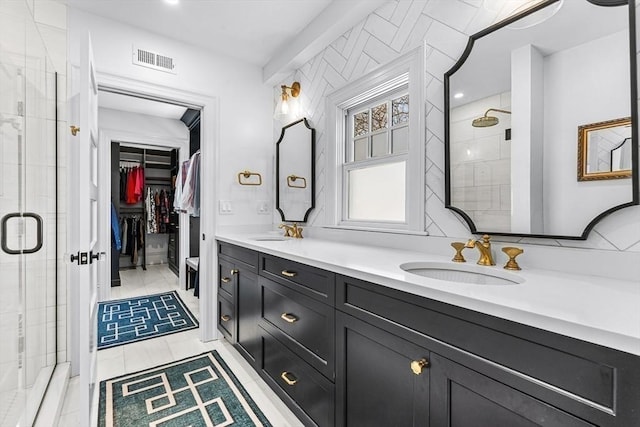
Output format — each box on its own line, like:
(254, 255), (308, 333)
(64, 0), (333, 67)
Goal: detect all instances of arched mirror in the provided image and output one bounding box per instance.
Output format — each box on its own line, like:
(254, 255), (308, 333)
(276, 118), (315, 222)
(445, 0), (638, 239)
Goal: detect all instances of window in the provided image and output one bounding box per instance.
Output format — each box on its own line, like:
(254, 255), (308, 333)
(326, 47), (425, 232)
(344, 90), (410, 222)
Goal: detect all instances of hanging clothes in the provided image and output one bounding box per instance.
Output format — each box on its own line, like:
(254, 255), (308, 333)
(121, 218), (128, 254)
(110, 202), (121, 251)
(125, 166), (145, 204)
(146, 187), (156, 234)
(174, 159), (188, 211)
(181, 151), (201, 217)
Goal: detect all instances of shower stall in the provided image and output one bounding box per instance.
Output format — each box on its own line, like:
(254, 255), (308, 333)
(0, 1), (59, 425)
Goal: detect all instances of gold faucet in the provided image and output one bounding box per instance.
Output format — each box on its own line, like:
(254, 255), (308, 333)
(279, 223), (303, 238)
(465, 234), (495, 266)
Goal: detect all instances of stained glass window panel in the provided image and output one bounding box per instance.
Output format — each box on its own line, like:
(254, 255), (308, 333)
(354, 111), (369, 137)
(392, 95), (409, 125)
(371, 103), (387, 131)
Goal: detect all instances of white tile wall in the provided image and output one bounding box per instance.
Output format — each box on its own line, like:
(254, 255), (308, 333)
(279, 0), (640, 253)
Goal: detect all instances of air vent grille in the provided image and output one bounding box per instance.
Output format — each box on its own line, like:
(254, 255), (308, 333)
(132, 46), (177, 74)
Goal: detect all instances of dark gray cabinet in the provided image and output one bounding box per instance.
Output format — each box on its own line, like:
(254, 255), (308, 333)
(336, 311), (430, 427)
(217, 242), (261, 367)
(217, 241), (640, 427)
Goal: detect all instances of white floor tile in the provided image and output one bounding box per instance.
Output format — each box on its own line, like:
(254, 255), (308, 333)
(59, 265), (301, 426)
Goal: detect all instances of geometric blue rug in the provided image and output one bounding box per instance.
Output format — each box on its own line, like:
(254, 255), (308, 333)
(97, 291), (198, 350)
(98, 350), (272, 426)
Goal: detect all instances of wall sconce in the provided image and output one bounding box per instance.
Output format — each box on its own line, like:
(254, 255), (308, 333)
(274, 81), (301, 121)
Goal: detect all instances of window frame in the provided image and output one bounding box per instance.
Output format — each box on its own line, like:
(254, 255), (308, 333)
(326, 46), (425, 233)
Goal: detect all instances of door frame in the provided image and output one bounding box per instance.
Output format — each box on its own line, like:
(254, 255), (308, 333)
(68, 71), (219, 379)
(98, 130), (189, 301)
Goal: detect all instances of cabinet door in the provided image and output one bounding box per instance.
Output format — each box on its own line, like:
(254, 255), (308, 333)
(236, 268), (261, 366)
(336, 312), (430, 427)
(430, 353), (596, 427)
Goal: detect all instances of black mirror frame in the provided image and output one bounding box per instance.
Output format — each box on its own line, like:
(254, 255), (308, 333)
(275, 118), (316, 223)
(443, 0), (638, 240)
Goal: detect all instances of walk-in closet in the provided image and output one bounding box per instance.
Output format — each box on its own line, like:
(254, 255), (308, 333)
(110, 145), (179, 286)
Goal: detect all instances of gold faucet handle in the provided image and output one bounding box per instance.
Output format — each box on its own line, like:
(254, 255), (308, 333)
(292, 223), (303, 238)
(450, 242), (466, 263)
(502, 247), (524, 270)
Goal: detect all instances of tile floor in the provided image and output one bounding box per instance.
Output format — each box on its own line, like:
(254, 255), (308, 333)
(57, 264), (303, 427)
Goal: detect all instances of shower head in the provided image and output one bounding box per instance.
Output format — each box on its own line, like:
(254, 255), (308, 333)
(471, 108), (511, 128)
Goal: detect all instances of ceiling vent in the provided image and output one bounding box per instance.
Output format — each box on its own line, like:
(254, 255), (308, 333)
(132, 46), (177, 74)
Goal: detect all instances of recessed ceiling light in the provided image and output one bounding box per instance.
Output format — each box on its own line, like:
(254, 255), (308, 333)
(454, 92), (464, 99)
(165, 0), (179, 5)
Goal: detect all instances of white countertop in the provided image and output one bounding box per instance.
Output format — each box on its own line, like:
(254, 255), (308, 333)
(216, 231), (640, 356)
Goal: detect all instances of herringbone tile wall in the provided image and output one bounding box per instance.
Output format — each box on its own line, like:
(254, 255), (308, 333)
(278, 0), (640, 252)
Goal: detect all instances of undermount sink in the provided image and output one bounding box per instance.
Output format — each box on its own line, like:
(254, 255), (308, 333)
(249, 236), (288, 241)
(400, 262), (524, 285)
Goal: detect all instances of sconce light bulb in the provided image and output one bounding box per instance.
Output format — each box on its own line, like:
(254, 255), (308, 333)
(454, 92), (464, 99)
(281, 99), (289, 115)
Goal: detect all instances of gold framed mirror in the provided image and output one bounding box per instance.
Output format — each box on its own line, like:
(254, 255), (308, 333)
(578, 117), (632, 181)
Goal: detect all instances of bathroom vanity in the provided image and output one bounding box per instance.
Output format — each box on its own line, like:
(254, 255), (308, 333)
(215, 236), (640, 427)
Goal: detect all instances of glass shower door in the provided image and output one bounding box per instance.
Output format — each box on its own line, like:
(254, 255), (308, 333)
(0, 1), (58, 425)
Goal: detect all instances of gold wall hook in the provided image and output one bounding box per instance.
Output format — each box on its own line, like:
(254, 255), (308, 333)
(502, 247), (524, 270)
(70, 125), (80, 136)
(451, 242), (466, 262)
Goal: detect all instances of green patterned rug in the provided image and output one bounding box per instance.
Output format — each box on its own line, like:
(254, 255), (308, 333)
(98, 351), (272, 426)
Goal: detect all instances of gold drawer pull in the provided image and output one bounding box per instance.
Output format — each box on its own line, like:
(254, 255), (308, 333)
(280, 371), (298, 386)
(220, 315), (231, 322)
(280, 313), (298, 323)
(221, 277), (231, 283)
(231, 269), (239, 275)
(281, 270), (297, 278)
(410, 358), (429, 375)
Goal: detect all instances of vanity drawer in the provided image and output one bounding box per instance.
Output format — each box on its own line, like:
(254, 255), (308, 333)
(262, 331), (334, 427)
(259, 276), (334, 379)
(218, 258), (236, 301)
(217, 296), (235, 342)
(218, 242), (258, 273)
(260, 254), (335, 303)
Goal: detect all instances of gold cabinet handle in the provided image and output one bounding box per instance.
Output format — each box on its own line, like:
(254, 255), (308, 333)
(280, 313), (298, 323)
(280, 371), (298, 386)
(410, 358), (429, 375)
(231, 269), (239, 275)
(70, 125), (80, 136)
(220, 315), (231, 322)
(281, 270), (297, 278)
(221, 277), (231, 283)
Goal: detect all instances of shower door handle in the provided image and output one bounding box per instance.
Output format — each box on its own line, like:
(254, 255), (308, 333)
(1, 212), (43, 255)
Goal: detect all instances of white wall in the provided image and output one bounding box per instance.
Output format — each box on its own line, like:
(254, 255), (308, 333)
(275, 0), (640, 255)
(68, 8), (274, 227)
(543, 30), (631, 236)
(450, 92), (511, 232)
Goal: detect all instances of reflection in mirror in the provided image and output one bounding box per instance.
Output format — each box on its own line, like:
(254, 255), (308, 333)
(276, 118), (315, 222)
(578, 117), (632, 180)
(445, 0), (638, 239)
